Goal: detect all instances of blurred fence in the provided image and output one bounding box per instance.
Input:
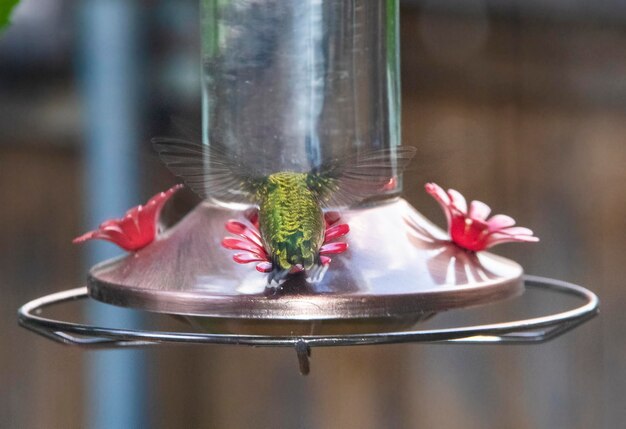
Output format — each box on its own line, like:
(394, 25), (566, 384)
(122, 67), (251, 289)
(0, 1), (624, 428)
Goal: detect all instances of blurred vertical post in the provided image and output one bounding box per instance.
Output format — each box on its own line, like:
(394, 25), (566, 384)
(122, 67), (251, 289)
(77, 0), (149, 428)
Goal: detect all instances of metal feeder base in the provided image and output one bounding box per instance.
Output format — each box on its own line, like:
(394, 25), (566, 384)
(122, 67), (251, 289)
(86, 199), (525, 333)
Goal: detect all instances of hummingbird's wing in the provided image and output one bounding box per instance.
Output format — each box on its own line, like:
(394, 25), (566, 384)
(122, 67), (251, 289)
(307, 146), (417, 208)
(152, 138), (264, 204)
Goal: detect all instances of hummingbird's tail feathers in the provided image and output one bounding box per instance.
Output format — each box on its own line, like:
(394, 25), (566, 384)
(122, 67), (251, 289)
(306, 263), (329, 284)
(308, 145), (417, 209)
(266, 264), (328, 285)
(152, 137), (264, 205)
(267, 267), (293, 284)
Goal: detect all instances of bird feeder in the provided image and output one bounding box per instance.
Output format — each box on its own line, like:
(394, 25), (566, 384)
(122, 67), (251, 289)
(19, 0), (598, 375)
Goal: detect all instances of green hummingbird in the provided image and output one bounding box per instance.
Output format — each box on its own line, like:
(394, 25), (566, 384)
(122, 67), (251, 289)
(153, 138), (415, 282)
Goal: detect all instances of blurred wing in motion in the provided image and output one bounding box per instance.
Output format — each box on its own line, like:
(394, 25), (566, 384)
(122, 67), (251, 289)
(152, 138), (264, 204)
(307, 146), (417, 208)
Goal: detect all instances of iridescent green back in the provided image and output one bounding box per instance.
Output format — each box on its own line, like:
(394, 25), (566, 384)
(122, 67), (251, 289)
(257, 172), (325, 271)
(154, 138), (416, 273)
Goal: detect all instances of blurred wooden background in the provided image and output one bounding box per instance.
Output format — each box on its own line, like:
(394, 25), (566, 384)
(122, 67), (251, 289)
(1, 2), (624, 428)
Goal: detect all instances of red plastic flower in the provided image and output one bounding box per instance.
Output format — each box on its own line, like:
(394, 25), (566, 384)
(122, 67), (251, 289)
(73, 184), (183, 251)
(222, 210), (349, 274)
(425, 182), (538, 252)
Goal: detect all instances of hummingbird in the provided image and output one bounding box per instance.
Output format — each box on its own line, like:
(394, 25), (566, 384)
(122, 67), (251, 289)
(153, 138), (415, 283)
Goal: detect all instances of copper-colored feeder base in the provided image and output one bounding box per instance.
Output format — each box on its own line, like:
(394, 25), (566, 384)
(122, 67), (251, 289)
(88, 198), (523, 335)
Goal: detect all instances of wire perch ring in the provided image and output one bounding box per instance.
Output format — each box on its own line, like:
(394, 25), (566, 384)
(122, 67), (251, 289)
(18, 275), (598, 374)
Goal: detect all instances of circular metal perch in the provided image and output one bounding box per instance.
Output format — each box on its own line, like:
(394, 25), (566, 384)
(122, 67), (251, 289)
(18, 275), (598, 375)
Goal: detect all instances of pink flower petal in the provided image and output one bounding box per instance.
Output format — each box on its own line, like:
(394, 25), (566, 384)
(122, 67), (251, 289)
(487, 214), (516, 231)
(425, 183), (452, 223)
(225, 220), (263, 247)
(324, 211), (341, 227)
(469, 200), (491, 221)
(221, 237), (267, 257)
(137, 184), (183, 230)
(320, 255), (331, 265)
(485, 234), (539, 248)
(74, 230), (139, 251)
(72, 231), (97, 244)
(225, 220), (247, 235)
(319, 242), (348, 255)
(244, 208), (259, 227)
(512, 235), (539, 242)
(424, 183), (451, 206)
(72, 184), (182, 251)
(498, 226), (535, 236)
(256, 262), (273, 273)
(74, 230), (132, 248)
(96, 229), (137, 249)
(424, 182), (538, 252)
(425, 183), (451, 205)
(324, 224), (350, 241)
(99, 220), (125, 231)
(233, 252), (270, 264)
(222, 216), (275, 274)
(447, 189), (467, 213)
(126, 207), (142, 235)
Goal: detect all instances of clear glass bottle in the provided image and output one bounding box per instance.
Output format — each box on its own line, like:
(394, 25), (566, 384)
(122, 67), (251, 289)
(201, 0), (402, 205)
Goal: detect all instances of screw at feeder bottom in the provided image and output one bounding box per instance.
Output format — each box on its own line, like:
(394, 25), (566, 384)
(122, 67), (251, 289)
(295, 340), (312, 375)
